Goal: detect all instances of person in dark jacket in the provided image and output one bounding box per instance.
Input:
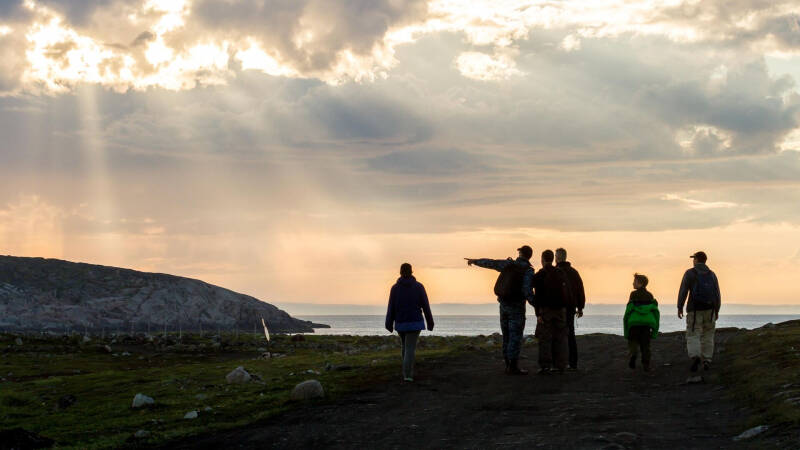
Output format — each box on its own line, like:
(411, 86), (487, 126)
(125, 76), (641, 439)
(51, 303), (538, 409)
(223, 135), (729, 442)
(385, 263), (434, 382)
(555, 248), (585, 371)
(466, 245), (535, 375)
(677, 251), (721, 372)
(623, 273), (659, 372)
(533, 250), (570, 374)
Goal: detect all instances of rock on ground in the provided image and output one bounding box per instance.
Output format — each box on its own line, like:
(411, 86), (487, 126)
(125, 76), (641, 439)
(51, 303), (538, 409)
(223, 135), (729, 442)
(184, 411), (199, 420)
(733, 425), (769, 441)
(132, 393), (155, 408)
(290, 380), (324, 401)
(134, 430), (151, 439)
(226, 366), (251, 384)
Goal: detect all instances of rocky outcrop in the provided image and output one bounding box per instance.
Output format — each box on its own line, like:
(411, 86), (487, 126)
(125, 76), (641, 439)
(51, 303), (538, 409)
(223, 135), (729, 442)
(0, 255), (323, 333)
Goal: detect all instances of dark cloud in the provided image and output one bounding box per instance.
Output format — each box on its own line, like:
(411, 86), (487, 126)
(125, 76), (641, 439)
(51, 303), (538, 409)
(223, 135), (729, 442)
(365, 148), (493, 175)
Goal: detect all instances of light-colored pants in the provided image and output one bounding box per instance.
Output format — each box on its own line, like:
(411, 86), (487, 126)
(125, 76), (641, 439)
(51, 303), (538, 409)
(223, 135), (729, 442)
(399, 330), (420, 379)
(686, 309), (716, 362)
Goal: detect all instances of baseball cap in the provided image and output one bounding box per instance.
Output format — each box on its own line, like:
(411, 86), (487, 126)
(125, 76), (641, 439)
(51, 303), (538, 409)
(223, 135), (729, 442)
(690, 251), (707, 262)
(517, 245), (533, 259)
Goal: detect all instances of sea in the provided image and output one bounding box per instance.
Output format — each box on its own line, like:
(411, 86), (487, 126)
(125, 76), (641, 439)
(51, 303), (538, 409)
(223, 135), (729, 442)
(298, 314), (800, 336)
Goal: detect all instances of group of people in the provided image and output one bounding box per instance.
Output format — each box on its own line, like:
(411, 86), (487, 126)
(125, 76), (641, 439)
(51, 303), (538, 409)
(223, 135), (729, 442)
(384, 246), (721, 382)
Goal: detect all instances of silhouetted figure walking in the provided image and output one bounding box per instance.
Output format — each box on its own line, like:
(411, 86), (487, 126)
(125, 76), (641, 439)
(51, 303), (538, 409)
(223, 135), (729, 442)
(678, 251), (721, 373)
(466, 245), (535, 375)
(555, 248), (585, 370)
(385, 263), (434, 382)
(533, 250), (570, 374)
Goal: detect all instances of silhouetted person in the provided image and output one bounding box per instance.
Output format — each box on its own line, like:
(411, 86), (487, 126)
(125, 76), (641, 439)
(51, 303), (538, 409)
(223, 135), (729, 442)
(466, 245), (534, 375)
(678, 251), (721, 373)
(533, 249), (570, 374)
(385, 263), (434, 382)
(623, 273), (659, 371)
(555, 248), (585, 370)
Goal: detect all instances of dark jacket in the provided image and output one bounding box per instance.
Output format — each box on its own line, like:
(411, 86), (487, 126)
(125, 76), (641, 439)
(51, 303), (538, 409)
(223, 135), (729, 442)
(385, 276), (434, 332)
(556, 261), (585, 310)
(472, 257), (534, 306)
(677, 263), (721, 313)
(532, 265), (570, 313)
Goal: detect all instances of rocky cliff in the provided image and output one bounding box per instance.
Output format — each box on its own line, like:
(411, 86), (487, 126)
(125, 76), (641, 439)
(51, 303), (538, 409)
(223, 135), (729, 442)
(0, 256), (323, 333)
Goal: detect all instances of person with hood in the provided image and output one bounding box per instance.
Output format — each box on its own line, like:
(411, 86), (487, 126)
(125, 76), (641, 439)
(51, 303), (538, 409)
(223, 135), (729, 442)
(466, 245), (535, 375)
(623, 273), (660, 372)
(677, 251), (721, 372)
(385, 263), (434, 382)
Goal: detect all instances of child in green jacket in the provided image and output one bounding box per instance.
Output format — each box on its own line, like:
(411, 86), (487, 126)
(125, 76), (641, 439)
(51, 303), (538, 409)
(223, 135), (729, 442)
(623, 273), (660, 371)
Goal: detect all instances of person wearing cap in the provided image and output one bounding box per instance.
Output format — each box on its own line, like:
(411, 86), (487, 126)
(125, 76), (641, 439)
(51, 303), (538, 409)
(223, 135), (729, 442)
(677, 251), (721, 373)
(466, 245), (535, 375)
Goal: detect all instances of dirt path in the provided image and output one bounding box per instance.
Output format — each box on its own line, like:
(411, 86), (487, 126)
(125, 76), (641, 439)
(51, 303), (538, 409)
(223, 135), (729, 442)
(172, 330), (751, 449)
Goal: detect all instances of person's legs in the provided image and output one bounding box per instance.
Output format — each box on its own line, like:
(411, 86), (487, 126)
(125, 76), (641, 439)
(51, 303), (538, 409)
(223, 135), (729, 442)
(401, 331), (420, 379)
(640, 330), (652, 370)
(538, 308), (554, 370)
(399, 331), (407, 362)
(552, 308), (568, 371)
(686, 311), (701, 359)
(505, 306), (527, 374)
(700, 309), (716, 363)
(627, 337), (638, 369)
(499, 304), (510, 368)
(566, 309), (578, 369)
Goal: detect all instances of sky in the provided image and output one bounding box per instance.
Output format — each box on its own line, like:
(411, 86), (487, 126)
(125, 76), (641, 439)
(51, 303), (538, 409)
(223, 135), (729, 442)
(1, 0), (800, 307)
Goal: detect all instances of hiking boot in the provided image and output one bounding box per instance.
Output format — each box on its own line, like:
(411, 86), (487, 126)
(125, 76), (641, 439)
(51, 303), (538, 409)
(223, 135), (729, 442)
(537, 367), (551, 375)
(628, 355), (636, 369)
(507, 359), (529, 375)
(403, 377), (414, 382)
(566, 365), (577, 372)
(703, 361), (711, 371)
(690, 357), (701, 372)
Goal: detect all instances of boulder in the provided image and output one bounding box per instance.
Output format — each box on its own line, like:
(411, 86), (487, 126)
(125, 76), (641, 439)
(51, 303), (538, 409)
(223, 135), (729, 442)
(183, 410), (198, 419)
(131, 393), (155, 408)
(14, 337), (22, 346)
(733, 425), (768, 441)
(134, 430), (151, 439)
(225, 366), (251, 384)
(290, 380), (324, 401)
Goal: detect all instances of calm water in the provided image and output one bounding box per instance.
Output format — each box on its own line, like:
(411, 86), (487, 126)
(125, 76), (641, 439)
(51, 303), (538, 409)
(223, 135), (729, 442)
(300, 314), (800, 336)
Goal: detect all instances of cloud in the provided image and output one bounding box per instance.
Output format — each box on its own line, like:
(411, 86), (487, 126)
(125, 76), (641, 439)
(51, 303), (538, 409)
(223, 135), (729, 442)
(2, 0), (800, 95)
(662, 194), (740, 210)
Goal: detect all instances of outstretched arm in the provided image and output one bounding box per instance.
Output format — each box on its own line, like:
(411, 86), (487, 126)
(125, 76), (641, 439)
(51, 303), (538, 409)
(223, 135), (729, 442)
(465, 257), (512, 272)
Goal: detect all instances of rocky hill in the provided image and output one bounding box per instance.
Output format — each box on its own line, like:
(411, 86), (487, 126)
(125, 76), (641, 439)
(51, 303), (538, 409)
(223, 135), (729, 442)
(0, 256), (324, 333)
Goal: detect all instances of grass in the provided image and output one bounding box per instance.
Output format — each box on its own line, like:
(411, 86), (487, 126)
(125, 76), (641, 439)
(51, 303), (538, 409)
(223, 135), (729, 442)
(0, 332), (491, 449)
(720, 320), (800, 438)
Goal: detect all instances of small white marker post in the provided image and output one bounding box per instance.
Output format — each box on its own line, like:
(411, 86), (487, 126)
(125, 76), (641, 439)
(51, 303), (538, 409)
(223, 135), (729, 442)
(260, 317), (270, 342)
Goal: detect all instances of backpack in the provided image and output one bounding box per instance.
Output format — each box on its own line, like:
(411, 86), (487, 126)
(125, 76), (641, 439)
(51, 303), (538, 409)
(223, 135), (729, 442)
(494, 260), (529, 303)
(691, 269), (716, 309)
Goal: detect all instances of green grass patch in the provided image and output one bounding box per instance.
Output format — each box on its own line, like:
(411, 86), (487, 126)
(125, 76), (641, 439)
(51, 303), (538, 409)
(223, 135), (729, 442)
(0, 332), (492, 448)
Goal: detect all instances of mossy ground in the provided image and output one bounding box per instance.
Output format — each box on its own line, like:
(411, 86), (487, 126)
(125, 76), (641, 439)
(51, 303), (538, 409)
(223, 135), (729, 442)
(720, 320), (800, 435)
(0, 332), (487, 449)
